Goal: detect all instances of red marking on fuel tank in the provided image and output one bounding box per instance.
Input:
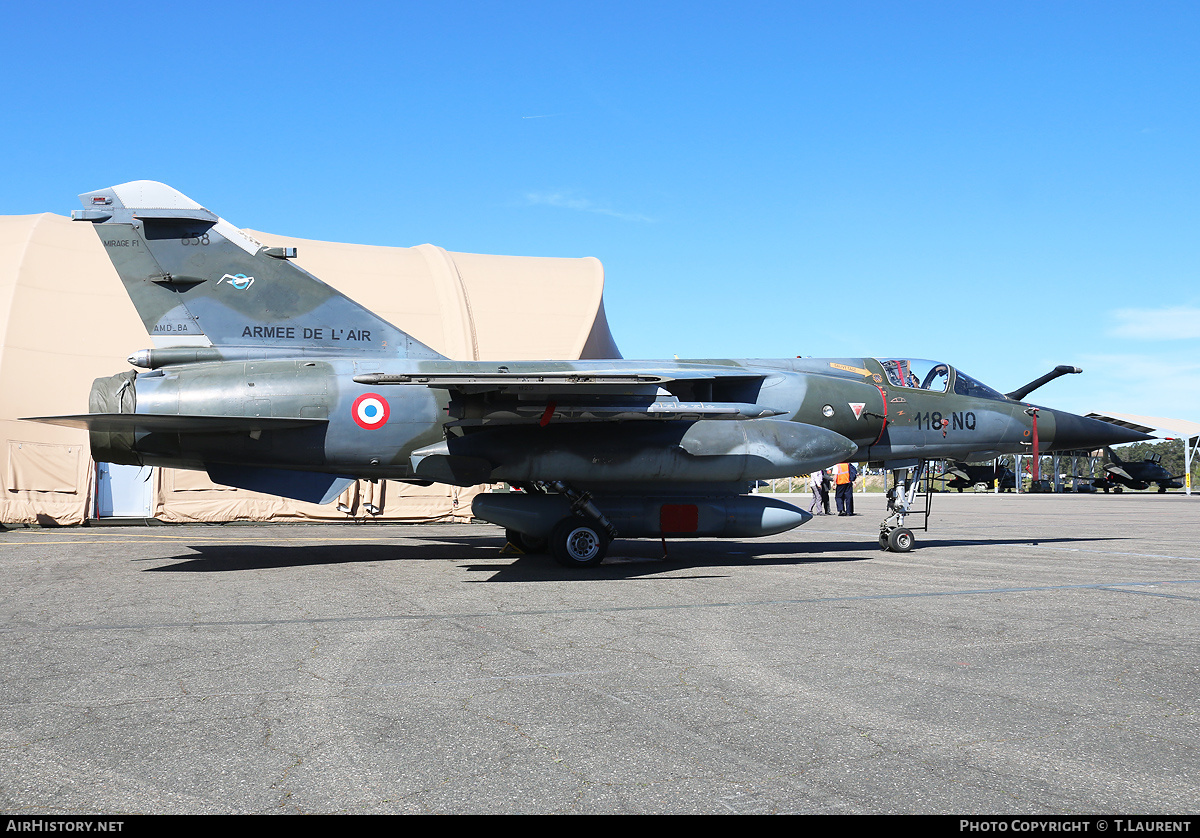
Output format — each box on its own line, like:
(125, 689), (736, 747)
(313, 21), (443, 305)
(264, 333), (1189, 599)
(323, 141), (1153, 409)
(660, 503), (699, 533)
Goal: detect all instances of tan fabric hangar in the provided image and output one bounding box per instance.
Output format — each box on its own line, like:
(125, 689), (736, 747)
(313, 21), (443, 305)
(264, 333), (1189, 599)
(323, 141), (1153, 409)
(0, 212), (621, 526)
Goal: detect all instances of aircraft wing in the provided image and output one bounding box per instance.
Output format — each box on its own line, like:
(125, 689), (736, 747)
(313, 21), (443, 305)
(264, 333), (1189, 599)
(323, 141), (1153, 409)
(22, 414), (327, 433)
(353, 371), (665, 387)
(352, 367), (759, 391)
(354, 368), (787, 425)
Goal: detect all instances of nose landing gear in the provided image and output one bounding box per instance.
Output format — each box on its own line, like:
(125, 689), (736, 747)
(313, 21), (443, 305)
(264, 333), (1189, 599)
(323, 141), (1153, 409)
(879, 460), (931, 552)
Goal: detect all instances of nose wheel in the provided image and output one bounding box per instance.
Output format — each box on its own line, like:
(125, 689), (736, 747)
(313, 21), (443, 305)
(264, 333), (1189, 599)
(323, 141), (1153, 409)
(879, 526), (915, 552)
(878, 460), (930, 552)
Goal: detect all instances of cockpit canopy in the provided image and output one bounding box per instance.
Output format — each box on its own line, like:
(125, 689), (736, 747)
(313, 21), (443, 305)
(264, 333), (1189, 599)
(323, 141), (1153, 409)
(876, 359), (1008, 401)
(877, 359), (949, 392)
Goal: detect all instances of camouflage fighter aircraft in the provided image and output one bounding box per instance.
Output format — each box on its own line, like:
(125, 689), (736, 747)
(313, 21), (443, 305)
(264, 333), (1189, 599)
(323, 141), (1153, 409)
(24, 182), (1153, 565)
(934, 458), (1016, 492)
(1079, 447), (1184, 493)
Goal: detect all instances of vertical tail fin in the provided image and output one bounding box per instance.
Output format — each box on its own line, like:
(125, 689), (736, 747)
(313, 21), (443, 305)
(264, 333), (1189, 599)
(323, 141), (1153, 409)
(74, 181), (445, 359)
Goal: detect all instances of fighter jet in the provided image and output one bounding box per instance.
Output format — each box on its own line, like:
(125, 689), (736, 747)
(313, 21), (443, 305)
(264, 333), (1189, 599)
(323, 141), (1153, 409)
(24, 182), (1152, 564)
(1079, 447), (1184, 493)
(935, 459), (1016, 492)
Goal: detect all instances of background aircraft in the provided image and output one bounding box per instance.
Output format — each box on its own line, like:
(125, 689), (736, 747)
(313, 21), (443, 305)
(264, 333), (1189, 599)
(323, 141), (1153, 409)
(26, 182), (1152, 565)
(1078, 447), (1184, 493)
(934, 459), (1016, 492)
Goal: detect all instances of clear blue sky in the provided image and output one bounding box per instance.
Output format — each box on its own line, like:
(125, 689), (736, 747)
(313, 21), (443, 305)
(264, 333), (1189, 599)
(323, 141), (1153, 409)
(4, 2), (1197, 424)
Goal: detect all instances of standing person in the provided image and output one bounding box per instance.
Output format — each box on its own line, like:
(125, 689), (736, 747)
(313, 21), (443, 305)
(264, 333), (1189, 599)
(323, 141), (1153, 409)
(834, 462), (853, 515)
(846, 462), (858, 516)
(808, 471), (824, 515)
(820, 468), (832, 515)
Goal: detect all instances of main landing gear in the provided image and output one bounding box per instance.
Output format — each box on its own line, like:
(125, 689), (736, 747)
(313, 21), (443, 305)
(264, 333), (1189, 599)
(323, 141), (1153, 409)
(506, 520), (611, 567)
(550, 518), (611, 567)
(879, 460), (931, 553)
(502, 481), (618, 568)
(544, 482), (617, 567)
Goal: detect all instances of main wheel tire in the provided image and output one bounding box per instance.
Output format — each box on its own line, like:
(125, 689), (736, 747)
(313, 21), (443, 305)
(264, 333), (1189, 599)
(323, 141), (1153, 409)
(506, 528), (548, 554)
(887, 527), (915, 553)
(879, 532), (891, 551)
(550, 519), (609, 568)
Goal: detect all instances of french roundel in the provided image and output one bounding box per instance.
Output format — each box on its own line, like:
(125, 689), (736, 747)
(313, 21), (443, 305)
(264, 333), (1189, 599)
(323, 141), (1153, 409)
(352, 393), (390, 429)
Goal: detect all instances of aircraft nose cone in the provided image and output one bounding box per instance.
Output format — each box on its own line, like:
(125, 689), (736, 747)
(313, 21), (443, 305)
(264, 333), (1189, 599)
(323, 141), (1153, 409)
(1046, 410), (1154, 451)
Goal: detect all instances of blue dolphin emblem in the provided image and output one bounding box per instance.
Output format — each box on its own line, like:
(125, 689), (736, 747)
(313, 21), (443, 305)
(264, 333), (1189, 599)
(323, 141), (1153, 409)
(220, 273), (255, 290)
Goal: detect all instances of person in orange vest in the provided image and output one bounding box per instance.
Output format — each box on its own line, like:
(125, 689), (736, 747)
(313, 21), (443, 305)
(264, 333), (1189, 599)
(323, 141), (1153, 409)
(833, 462), (857, 516)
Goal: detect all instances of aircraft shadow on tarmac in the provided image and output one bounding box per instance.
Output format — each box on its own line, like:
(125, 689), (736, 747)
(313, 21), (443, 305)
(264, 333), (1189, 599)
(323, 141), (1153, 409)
(143, 539), (502, 573)
(144, 533), (1122, 581)
(462, 534), (1125, 582)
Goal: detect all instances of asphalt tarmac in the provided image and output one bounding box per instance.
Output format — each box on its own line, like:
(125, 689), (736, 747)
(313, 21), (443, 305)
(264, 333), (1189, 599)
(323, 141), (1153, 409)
(1, 492), (1197, 815)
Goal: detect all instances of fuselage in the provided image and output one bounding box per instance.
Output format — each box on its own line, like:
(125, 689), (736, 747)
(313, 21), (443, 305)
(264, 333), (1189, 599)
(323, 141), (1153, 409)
(93, 353), (1114, 488)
